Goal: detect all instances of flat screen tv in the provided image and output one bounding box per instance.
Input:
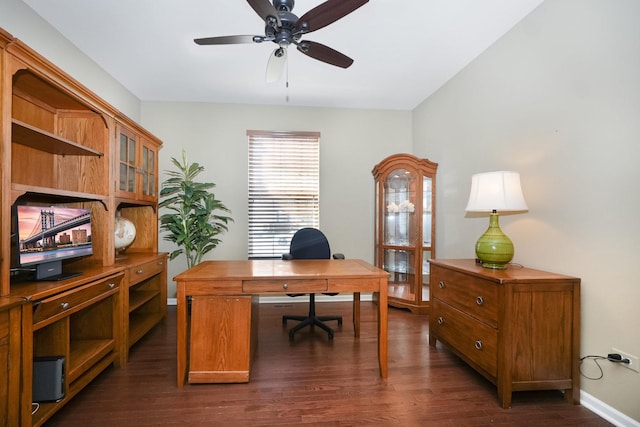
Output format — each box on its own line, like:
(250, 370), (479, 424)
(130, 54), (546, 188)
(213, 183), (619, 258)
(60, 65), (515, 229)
(14, 205), (93, 281)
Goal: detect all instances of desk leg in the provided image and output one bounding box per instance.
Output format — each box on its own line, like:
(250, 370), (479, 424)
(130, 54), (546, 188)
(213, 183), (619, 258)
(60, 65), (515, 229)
(352, 292), (360, 337)
(176, 282), (187, 388)
(377, 288), (388, 378)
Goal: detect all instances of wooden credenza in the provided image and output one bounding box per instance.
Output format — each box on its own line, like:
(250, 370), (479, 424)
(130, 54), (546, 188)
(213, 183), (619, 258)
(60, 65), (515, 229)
(428, 259), (580, 408)
(0, 26), (167, 426)
(11, 267), (125, 426)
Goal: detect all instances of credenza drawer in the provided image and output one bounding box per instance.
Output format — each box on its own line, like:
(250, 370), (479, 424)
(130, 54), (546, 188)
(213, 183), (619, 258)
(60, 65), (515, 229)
(432, 299), (498, 377)
(242, 279), (327, 293)
(127, 257), (165, 285)
(33, 276), (121, 325)
(431, 265), (498, 327)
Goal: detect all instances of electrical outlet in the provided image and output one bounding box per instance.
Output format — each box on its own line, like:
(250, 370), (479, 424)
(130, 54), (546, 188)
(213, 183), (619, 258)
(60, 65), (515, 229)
(612, 347), (639, 373)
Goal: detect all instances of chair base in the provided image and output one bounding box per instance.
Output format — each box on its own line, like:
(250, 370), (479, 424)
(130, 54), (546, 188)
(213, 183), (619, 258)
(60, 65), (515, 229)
(282, 294), (342, 340)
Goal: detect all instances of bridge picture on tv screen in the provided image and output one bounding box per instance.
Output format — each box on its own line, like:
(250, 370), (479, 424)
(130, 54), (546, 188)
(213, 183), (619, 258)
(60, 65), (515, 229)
(17, 205), (93, 267)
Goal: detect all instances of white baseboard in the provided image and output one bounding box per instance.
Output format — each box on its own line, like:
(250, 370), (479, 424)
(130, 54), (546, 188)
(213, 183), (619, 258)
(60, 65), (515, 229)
(580, 391), (639, 427)
(163, 298), (637, 426)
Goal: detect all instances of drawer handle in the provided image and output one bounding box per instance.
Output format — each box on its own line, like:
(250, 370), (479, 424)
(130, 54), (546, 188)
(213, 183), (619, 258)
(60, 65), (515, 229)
(476, 296), (484, 306)
(438, 281), (445, 289)
(108, 283), (116, 289)
(60, 302), (70, 310)
(437, 316), (444, 325)
(158, 261), (164, 265)
(474, 340), (483, 350)
(136, 269), (144, 274)
(283, 283), (288, 290)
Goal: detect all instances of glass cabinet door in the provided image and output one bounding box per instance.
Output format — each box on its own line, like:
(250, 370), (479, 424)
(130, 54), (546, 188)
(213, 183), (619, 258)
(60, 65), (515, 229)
(423, 176), (432, 247)
(119, 130), (136, 194)
(384, 168), (417, 246)
(140, 141), (157, 200)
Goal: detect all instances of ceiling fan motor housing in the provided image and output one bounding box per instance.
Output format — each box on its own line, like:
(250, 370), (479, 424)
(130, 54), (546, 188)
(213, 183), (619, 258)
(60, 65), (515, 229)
(273, 0), (294, 12)
(266, 10), (300, 46)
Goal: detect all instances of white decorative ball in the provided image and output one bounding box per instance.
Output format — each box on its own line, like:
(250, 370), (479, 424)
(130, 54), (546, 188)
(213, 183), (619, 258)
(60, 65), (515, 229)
(114, 217), (136, 250)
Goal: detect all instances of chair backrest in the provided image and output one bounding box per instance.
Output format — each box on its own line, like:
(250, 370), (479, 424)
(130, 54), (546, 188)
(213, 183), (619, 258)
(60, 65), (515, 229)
(288, 228), (331, 260)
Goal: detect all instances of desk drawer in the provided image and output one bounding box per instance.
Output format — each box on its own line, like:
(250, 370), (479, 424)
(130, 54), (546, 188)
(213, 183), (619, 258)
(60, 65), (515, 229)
(242, 279), (327, 293)
(431, 265), (498, 327)
(432, 299), (497, 377)
(128, 257), (165, 285)
(33, 277), (121, 325)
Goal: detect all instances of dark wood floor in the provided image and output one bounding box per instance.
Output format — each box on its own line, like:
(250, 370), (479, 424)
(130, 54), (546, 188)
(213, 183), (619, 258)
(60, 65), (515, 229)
(45, 302), (610, 426)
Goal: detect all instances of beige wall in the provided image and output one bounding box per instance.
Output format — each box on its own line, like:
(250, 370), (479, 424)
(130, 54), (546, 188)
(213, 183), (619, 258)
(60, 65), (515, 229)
(412, 0), (640, 421)
(141, 102), (412, 296)
(0, 0), (141, 120)
(4, 0), (639, 422)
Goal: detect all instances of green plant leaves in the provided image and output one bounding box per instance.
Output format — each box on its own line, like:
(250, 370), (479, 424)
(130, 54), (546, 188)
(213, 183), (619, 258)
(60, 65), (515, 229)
(159, 150), (232, 268)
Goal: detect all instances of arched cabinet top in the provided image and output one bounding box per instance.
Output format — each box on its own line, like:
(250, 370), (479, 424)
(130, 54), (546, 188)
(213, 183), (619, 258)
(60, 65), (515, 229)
(372, 153), (438, 180)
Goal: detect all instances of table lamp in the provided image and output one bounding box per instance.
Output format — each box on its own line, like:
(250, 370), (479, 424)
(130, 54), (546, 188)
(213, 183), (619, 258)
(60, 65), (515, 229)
(465, 171), (528, 269)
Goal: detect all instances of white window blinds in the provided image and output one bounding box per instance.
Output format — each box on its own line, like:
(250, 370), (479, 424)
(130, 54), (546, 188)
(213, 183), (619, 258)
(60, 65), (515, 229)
(247, 130), (320, 259)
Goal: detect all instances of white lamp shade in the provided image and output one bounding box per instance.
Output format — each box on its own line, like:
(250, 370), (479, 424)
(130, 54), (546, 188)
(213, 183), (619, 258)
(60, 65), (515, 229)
(465, 171), (528, 213)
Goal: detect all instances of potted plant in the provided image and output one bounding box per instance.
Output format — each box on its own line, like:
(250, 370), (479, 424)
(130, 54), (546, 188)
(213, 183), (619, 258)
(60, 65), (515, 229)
(159, 150), (233, 268)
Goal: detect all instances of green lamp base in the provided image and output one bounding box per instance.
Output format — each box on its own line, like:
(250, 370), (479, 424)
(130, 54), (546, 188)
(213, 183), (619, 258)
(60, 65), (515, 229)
(475, 212), (514, 270)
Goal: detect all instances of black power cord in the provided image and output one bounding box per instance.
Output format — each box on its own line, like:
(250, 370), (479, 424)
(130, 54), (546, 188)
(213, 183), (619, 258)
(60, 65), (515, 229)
(580, 354), (631, 380)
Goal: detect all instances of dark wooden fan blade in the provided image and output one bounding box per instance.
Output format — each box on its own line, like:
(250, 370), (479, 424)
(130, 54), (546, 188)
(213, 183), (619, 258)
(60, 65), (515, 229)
(194, 35), (256, 45)
(296, 40), (354, 68)
(247, 0), (281, 26)
(295, 0), (368, 34)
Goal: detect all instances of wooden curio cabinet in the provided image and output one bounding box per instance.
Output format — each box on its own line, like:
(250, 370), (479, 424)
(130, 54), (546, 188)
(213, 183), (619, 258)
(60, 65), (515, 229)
(372, 154), (438, 314)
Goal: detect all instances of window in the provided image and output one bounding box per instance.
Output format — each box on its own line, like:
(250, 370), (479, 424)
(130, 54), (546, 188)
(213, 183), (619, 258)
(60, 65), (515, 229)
(248, 130), (320, 259)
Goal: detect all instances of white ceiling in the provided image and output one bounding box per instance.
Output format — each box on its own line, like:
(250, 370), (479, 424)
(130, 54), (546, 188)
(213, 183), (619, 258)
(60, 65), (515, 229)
(21, 0), (543, 111)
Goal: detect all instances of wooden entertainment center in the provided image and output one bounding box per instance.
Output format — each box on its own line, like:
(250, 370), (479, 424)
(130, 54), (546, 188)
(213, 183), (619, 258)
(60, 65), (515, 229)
(0, 28), (167, 426)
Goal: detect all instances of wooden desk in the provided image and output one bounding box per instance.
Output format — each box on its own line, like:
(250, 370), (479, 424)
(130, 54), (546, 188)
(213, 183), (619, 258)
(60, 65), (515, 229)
(175, 259), (389, 387)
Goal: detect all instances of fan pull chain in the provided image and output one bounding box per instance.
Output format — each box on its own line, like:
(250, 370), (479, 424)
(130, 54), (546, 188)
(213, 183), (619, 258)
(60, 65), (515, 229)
(285, 54), (290, 103)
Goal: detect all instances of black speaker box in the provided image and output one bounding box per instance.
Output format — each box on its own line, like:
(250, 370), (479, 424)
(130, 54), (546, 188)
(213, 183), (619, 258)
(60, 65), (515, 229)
(32, 356), (65, 403)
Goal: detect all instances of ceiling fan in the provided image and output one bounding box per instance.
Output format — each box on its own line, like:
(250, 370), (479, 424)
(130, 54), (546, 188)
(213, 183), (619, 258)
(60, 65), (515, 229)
(194, 0), (369, 82)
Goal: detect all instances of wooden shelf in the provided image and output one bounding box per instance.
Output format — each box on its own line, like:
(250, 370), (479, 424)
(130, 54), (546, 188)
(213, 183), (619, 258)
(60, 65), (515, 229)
(32, 352), (118, 426)
(11, 183), (109, 207)
(12, 119), (103, 156)
(129, 312), (163, 347)
(68, 339), (116, 383)
(31, 401), (57, 427)
(12, 68), (94, 112)
(129, 290), (158, 312)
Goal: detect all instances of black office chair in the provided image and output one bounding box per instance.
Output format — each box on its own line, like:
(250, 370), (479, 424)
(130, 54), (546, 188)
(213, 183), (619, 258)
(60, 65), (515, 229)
(282, 228), (343, 340)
